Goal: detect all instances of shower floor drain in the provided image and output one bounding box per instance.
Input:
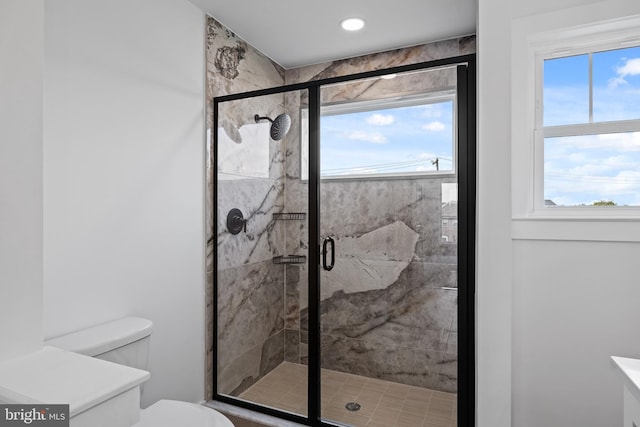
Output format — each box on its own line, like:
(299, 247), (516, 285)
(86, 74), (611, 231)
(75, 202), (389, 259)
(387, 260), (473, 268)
(345, 402), (361, 412)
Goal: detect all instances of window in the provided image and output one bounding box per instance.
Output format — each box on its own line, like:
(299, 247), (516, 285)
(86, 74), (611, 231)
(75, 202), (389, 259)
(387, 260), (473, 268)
(538, 44), (640, 209)
(301, 92), (456, 180)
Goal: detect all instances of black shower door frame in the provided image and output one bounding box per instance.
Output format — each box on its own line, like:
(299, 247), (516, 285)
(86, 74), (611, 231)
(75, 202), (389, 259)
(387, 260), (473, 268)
(212, 54), (476, 427)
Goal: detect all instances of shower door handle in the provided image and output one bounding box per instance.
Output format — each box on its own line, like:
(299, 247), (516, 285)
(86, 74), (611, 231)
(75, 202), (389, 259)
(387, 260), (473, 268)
(322, 236), (335, 271)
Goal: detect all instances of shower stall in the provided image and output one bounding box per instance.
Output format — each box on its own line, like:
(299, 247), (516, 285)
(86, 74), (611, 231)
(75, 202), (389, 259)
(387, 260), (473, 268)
(212, 57), (475, 427)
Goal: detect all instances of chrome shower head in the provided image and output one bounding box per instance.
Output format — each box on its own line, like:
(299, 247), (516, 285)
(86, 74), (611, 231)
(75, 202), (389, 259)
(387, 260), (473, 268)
(254, 113), (291, 141)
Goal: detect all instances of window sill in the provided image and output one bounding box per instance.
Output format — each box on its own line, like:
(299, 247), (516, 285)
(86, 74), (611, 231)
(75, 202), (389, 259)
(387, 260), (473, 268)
(512, 216), (640, 242)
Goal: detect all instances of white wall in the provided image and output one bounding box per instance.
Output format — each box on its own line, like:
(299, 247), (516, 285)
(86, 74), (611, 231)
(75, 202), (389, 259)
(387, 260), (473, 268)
(513, 240), (640, 426)
(0, 0), (45, 362)
(476, 0), (513, 425)
(42, 0), (206, 407)
(479, 0), (640, 426)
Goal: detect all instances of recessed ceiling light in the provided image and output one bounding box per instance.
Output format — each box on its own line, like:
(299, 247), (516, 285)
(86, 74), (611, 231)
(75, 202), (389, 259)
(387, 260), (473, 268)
(340, 17), (365, 32)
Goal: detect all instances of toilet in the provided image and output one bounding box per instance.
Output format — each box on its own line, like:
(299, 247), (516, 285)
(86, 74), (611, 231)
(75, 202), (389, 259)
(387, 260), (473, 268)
(45, 317), (233, 427)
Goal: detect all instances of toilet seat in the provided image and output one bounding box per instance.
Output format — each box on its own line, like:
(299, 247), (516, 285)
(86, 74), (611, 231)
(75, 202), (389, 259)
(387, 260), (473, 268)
(134, 400), (234, 427)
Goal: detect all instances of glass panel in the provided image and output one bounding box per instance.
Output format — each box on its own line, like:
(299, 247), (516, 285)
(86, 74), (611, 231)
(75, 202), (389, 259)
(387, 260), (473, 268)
(544, 132), (640, 206)
(544, 54), (589, 126)
(215, 89), (309, 417)
(593, 46), (640, 123)
(318, 67), (459, 427)
(442, 183), (458, 243)
(320, 100), (454, 177)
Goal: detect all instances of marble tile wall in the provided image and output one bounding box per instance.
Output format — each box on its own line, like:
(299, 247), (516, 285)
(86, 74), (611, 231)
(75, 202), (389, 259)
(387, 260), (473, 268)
(206, 16), (287, 398)
(284, 36), (475, 85)
(206, 11), (475, 399)
(290, 177), (459, 393)
(280, 37), (473, 394)
(217, 261), (285, 395)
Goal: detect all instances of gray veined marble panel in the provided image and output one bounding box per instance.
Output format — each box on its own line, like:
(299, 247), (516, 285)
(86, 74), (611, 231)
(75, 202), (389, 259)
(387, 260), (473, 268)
(320, 179), (440, 237)
(259, 330), (284, 377)
(283, 178), (309, 221)
(320, 221), (419, 300)
(205, 15), (288, 399)
(284, 219), (307, 258)
(321, 258), (407, 302)
(320, 334), (456, 392)
(458, 35), (476, 55)
(284, 329), (300, 363)
(285, 265), (300, 329)
(217, 122), (272, 178)
(298, 263), (309, 313)
(320, 67), (457, 105)
(218, 339), (262, 395)
(217, 260), (284, 371)
(372, 289), (457, 344)
(213, 68), (285, 148)
(319, 178), (457, 262)
(286, 38), (467, 85)
(304, 257), (458, 392)
(217, 93), (288, 147)
(206, 16), (284, 98)
(358, 322), (444, 352)
(318, 281), (455, 341)
(218, 330), (286, 396)
(283, 91), (304, 181)
(445, 332), (458, 355)
(399, 261), (457, 289)
(338, 220), (418, 262)
(217, 178), (284, 269)
(435, 352), (458, 392)
(300, 331), (309, 366)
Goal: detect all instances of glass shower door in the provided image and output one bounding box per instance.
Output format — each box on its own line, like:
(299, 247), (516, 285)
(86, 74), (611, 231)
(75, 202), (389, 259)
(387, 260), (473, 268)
(213, 59), (475, 427)
(317, 67), (461, 427)
(214, 88), (310, 418)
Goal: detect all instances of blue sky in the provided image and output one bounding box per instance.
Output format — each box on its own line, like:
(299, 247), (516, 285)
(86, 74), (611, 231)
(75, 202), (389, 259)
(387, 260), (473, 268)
(543, 46), (640, 206)
(320, 101), (454, 176)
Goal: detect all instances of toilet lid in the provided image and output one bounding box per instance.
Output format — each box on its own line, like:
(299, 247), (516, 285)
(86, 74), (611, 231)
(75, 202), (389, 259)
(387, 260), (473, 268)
(134, 400), (234, 427)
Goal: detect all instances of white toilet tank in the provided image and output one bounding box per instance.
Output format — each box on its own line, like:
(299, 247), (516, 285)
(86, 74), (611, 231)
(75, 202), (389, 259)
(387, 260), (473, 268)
(45, 317), (235, 427)
(46, 317), (153, 371)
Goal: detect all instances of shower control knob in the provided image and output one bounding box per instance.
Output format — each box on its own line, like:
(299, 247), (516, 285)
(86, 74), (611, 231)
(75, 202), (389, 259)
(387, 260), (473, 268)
(227, 208), (247, 235)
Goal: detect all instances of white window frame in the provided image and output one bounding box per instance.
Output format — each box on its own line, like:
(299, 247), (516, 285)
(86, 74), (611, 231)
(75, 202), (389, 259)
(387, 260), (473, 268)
(529, 19), (640, 219)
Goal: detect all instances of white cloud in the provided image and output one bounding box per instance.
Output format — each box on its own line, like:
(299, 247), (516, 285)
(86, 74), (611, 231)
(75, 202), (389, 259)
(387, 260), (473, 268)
(618, 58), (640, 76)
(544, 151), (640, 205)
(366, 113), (394, 126)
(608, 76), (628, 89)
(419, 104), (444, 119)
(422, 121), (446, 132)
(546, 132), (640, 153)
(345, 130), (387, 144)
(608, 57), (640, 88)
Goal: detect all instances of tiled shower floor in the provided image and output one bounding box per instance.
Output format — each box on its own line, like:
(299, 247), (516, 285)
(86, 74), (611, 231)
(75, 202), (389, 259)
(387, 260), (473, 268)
(238, 362), (456, 427)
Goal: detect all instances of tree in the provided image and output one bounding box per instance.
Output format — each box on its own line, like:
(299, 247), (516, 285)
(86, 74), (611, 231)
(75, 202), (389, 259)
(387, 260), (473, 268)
(592, 200), (616, 206)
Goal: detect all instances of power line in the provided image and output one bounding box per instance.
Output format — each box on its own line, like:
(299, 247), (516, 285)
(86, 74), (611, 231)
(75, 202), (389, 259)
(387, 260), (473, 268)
(323, 157), (452, 174)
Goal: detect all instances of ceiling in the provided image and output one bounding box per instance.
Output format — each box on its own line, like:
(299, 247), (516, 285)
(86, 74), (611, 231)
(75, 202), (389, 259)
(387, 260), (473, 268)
(187, 0), (477, 69)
